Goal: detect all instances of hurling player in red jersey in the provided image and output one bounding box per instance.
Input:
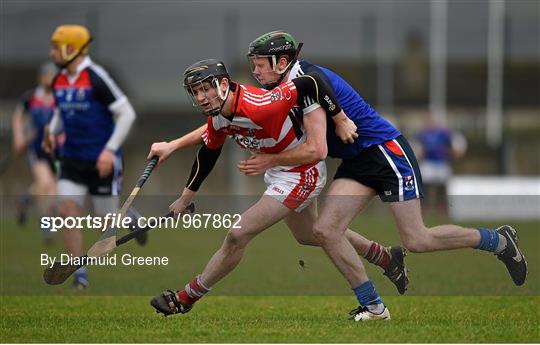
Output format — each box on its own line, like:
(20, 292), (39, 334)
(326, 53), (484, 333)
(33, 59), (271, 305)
(148, 59), (386, 317)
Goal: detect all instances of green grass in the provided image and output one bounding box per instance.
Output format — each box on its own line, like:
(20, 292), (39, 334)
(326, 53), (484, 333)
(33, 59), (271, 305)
(1, 211), (539, 342)
(1, 296), (539, 343)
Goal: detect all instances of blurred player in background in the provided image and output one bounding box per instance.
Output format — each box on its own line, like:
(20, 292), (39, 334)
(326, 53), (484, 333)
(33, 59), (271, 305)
(11, 61), (59, 243)
(43, 24), (136, 289)
(238, 31), (528, 321)
(414, 111), (467, 214)
(149, 59), (401, 319)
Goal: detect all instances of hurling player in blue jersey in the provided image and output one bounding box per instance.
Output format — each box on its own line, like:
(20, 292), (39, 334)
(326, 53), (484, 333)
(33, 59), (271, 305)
(238, 31), (528, 321)
(43, 25), (136, 289)
(414, 111), (467, 213)
(12, 62), (59, 241)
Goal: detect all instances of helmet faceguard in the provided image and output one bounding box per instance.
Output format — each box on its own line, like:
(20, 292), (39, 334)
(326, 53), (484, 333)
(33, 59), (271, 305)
(50, 25), (92, 68)
(183, 59), (230, 116)
(247, 31), (302, 89)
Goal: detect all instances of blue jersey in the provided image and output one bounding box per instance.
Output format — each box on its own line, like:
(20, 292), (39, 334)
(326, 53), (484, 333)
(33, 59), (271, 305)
(19, 86), (55, 153)
(416, 127), (453, 163)
(52, 57), (125, 161)
(288, 60), (400, 159)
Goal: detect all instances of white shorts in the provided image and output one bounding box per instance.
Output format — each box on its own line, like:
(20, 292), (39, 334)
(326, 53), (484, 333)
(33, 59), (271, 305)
(264, 161), (326, 212)
(57, 179), (120, 215)
(420, 161), (452, 185)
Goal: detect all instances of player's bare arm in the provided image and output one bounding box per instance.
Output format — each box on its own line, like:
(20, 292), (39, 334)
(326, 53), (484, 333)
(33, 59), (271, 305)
(169, 187), (197, 215)
(97, 99), (136, 177)
(42, 126), (56, 154)
(11, 107), (27, 155)
(147, 124), (207, 166)
(42, 108), (63, 154)
(238, 72), (340, 175)
(96, 149), (115, 178)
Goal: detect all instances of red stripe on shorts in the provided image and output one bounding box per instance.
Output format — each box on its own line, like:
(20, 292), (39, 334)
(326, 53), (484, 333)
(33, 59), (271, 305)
(384, 140), (404, 156)
(283, 167), (319, 210)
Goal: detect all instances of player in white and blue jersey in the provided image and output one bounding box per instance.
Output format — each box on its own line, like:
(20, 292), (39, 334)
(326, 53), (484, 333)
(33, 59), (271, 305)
(239, 31), (527, 321)
(43, 24), (136, 289)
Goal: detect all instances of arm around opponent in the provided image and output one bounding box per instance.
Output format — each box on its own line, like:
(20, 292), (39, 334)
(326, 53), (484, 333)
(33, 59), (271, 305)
(238, 72), (346, 175)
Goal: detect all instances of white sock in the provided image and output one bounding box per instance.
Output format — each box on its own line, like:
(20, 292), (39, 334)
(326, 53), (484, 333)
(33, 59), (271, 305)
(495, 234), (507, 254)
(367, 303), (385, 314)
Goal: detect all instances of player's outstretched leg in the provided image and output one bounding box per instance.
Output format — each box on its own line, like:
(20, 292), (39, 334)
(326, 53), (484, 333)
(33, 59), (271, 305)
(16, 192), (32, 226)
(495, 225), (527, 286)
(151, 196), (290, 316)
(390, 200), (529, 286)
(286, 201), (410, 294)
(314, 180), (391, 321)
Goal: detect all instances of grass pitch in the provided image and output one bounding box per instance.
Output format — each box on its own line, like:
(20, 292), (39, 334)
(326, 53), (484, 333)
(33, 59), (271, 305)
(1, 208), (538, 342)
(1, 296), (538, 343)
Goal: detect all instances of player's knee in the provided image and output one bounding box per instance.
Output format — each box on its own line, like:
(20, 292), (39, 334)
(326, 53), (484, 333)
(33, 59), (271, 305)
(397, 223), (432, 253)
(402, 242), (422, 253)
(43, 180), (56, 195)
(223, 229), (249, 250)
(37, 183), (55, 198)
(402, 237), (430, 253)
(295, 236), (320, 247)
(312, 221), (334, 245)
(57, 200), (79, 218)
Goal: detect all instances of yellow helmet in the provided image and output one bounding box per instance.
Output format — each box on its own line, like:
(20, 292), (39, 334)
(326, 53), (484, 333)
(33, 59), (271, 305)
(51, 25), (92, 61)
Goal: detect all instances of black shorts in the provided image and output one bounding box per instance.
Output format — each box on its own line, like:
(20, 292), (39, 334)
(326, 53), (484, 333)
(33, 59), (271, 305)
(59, 157), (122, 196)
(334, 135), (424, 202)
(27, 147), (57, 174)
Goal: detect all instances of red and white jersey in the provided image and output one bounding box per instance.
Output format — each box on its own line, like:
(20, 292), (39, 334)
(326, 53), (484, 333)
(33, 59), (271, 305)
(202, 82), (321, 171)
